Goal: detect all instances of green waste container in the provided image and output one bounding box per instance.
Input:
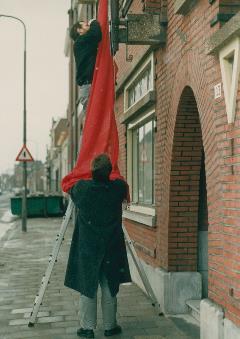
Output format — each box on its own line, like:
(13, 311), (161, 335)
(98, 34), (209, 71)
(11, 196), (46, 217)
(11, 197), (22, 216)
(10, 195), (65, 217)
(46, 196), (65, 216)
(27, 196), (46, 217)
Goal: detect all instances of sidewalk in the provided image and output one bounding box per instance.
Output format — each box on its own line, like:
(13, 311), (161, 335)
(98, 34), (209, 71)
(0, 217), (200, 339)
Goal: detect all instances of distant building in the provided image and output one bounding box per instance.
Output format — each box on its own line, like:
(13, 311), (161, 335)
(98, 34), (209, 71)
(13, 161), (44, 194)
(27, 160), (45, 194)
(0, 172), (15, 192)
(46, 118), (68, 193)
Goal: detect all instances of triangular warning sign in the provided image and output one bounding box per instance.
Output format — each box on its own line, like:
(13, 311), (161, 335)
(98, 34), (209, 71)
(16, 145), (34, 162)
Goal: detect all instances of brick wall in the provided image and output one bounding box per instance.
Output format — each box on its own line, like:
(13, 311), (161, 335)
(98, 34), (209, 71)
(115, 0), (240, 327)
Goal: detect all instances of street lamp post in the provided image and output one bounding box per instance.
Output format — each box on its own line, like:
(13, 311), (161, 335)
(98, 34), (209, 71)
(0, 14), (27, 232)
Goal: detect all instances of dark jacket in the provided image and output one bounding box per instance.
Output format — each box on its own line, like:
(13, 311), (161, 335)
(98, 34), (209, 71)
(73, 20), (102, 86)
(64, 179), (131, 298)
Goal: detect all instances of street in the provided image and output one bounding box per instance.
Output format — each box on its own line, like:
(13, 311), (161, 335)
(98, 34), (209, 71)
(0, 192), (17, 240)
(0, 216), (200, 339)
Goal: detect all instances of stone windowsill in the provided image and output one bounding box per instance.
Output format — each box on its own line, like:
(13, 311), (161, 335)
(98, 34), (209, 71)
(120, 91), (156, 125)
(174, 0), (197, 15)
(123, 209), (156, 227)
(207, 11), (240, 55)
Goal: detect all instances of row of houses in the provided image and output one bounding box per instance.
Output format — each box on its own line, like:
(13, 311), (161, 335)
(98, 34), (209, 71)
(45, 0), (240, 338)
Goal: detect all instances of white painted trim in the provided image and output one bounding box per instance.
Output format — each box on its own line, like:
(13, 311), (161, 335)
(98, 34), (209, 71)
(128, 204), (156, 216)
(124, 53), (154, 112)
(127, 128), (133, 198)
(126, 109), (155, 205)
(123, 210), (156, 227)
(127, 108), (155, 129)
(219, 37), (240, 124)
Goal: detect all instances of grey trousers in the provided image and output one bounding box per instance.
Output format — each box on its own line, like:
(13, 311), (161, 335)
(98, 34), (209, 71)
(78, 84), (91, 149)
(79, 84), (91, 114)
(79, 273), (117, 331)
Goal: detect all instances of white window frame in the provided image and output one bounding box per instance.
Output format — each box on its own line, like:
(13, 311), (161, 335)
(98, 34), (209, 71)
(219, 37), (240, 124)
(124, 53), (154, 113)
(127, 108), (155, 216)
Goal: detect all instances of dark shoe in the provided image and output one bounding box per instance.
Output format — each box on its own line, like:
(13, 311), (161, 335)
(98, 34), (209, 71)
(104, 325), (122, 337)
(77, 327), (94, 338)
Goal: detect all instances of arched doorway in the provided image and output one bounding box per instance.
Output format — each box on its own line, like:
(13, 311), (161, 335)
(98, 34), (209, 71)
(169, 86), (208, 297)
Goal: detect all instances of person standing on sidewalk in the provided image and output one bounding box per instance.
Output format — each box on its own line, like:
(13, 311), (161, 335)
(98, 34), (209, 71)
(70, 19), (102, 117)
(64, 154), (131, 338)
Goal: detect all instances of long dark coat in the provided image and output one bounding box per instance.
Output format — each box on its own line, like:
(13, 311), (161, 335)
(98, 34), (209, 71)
(64, 179), (131, 298)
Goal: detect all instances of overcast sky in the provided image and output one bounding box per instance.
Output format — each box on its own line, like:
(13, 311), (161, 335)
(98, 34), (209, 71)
(0, 0), (69, 175)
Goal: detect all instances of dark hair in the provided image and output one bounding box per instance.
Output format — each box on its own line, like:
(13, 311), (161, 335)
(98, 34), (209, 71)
(69, 22), (82, 41)
(91, 154), (112, 182)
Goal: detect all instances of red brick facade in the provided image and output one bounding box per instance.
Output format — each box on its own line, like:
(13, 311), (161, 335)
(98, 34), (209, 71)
(115, 0), (240, 328)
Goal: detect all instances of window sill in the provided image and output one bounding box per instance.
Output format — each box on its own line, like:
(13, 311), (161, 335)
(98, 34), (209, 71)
(207, 11), (240, 55)
(123, 209), (156, 227)
(174, 0), (197, 15)
(121, 90), (156, 125)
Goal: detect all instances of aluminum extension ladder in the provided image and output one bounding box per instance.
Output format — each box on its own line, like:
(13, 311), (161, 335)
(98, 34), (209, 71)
(28, 199), (163, 327)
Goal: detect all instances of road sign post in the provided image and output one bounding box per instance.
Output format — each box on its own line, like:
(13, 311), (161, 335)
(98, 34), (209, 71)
(16, 145), (34, 232)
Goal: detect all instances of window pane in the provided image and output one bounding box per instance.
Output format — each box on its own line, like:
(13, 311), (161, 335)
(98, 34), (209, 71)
(147, 68), (151, 90)
(138, 126), (144, 202)
(127, 63), (152, 108)
(143, 121), (153, 204)
(132, 129), (138, 202)
(132, 120), (154, 205)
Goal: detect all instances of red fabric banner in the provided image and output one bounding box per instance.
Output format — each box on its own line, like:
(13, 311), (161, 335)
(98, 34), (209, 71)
(61, 0), (125, 193)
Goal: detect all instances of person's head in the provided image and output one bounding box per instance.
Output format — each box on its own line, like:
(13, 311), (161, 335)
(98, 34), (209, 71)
(91, 154), (112, 182)
(69, 21), (90, 41)
(77, 21), (90, 35)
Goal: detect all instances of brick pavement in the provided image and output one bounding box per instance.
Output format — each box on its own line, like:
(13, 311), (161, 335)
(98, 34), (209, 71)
(0, 217), (200, 339)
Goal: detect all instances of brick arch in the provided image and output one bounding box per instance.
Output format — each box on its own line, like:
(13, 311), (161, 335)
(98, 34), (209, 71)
(168, 86), (203, 272)
(157, 48), (222, 270)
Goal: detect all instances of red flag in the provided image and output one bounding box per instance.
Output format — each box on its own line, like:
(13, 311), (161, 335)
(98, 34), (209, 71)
(61, 0), (127, 195)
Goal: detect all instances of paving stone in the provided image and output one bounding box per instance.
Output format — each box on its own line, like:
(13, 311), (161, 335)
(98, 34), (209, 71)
(36, 315), (64, 323)
(134, 336), (164, 339)
(50, 320), (79, 328)
(12, 308), (34, 314)
(65, 326), (79, 334)
(23, 311), (50, 318)
(50, 309), (77, 316)
(9, 318), (29, 326)
(0, 217), (200, 339)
